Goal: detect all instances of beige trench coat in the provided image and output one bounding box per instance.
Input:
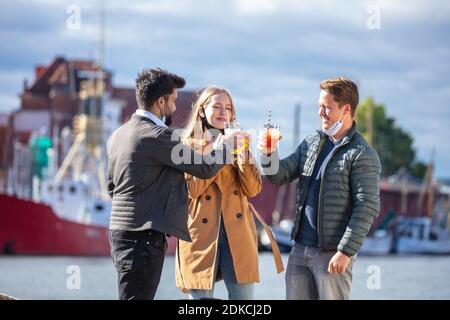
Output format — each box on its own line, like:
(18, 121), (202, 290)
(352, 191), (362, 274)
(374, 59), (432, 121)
(175, 160), (263, 292)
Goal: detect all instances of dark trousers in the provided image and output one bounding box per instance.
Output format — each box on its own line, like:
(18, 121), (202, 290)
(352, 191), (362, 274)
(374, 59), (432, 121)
(109, 229), (167, 300)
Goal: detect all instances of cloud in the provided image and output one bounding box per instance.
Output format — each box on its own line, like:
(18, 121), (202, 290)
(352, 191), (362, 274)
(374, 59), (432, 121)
(234, 0), (278, 16)
(0, 0), (449, 177)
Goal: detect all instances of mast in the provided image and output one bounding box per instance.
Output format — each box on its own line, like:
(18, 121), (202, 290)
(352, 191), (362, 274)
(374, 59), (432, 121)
(286, 103), (301, 219)
(97, 0), (105, 71)
(426, 149), (435, 217)
(400, 172), (408, 215)
(417, 149), (435, 216)
(53, 0), (109, 200)
(271, 102), (301, 223)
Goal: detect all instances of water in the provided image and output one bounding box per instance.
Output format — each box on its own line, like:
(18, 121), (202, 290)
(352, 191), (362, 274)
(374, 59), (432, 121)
(0, 253), (449, 300)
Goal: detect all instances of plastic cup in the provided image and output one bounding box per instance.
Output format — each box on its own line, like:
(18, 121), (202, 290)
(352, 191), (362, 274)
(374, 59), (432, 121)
(263, 124), (280, 150)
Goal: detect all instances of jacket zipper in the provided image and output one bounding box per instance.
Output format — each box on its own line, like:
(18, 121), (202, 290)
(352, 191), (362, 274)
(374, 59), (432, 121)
(292, 138), (324, 241)
(317, 139), (350, 251)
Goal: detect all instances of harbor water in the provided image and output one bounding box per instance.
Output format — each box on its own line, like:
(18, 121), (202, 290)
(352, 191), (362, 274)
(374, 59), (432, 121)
(1, 253), (449, 300)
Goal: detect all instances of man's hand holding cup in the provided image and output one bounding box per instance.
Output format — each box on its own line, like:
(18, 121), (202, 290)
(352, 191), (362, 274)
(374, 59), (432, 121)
(257, 125), (282, 155)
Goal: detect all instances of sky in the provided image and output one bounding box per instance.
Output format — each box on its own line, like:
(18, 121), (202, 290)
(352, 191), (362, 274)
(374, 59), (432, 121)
(0, 0), (449, 178)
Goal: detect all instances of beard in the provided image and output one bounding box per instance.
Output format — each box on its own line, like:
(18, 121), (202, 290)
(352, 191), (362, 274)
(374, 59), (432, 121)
(162, 100), (172, 127)
(164, 115), (172, 127)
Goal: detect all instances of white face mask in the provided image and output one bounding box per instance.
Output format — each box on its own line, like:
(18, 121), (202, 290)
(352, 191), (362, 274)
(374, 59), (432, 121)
(322, 108), (346, 137)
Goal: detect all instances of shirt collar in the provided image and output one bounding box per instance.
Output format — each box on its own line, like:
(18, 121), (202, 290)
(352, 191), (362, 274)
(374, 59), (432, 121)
(135, 109), (167, 128)
(330, 136), (343, 145)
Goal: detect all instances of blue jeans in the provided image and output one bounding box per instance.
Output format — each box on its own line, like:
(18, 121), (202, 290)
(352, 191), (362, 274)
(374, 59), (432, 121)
(190, 220), (254, 300)
(285, 243), (356, 300)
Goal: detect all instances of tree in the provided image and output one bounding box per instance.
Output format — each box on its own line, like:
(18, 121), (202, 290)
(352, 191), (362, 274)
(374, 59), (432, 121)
(356, 97), (427, 178)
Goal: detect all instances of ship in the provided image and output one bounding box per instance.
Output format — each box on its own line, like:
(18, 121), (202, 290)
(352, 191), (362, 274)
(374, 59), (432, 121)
(0, 59), (117, 255)
(0, 193), (110, 255)
(0, 56), (287, 256)
(393, 156), (450, 254)
(2, 57), (449, 257)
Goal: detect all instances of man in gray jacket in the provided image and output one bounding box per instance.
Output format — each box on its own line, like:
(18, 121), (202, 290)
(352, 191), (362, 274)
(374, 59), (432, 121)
(107, 68), (227, 300)
(258, 77), (381, 300)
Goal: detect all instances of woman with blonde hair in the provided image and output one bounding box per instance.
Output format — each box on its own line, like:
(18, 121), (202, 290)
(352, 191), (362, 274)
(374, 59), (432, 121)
(175, 85), (262, 299)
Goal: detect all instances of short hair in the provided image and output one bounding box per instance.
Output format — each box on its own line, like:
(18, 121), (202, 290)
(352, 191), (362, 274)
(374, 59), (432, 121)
(320, 77), (359, 116)
(135, 68), (185, 110)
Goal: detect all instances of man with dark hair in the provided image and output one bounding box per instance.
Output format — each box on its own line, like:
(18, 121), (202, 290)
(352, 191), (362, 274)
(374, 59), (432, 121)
(107, 68), (228, 300)
(134, 68), (186, 126)
(258, 77), (381, 300)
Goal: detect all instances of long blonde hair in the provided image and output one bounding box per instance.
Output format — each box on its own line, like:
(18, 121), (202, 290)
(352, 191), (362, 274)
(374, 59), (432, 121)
(182, 85), (236, 148)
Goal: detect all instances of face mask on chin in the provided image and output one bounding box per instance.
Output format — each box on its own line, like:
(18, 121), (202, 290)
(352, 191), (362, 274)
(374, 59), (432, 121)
(322, 108), (347, 137)
(201, 111), (224, 136)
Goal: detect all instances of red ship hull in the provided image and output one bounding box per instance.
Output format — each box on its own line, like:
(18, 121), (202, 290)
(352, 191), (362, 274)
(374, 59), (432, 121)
(0, 194), (110, 255)
(0, 194), (177, 256)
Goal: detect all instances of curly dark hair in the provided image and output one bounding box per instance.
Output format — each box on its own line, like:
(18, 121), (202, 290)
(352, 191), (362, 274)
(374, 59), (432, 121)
(135, 68), (186, 110)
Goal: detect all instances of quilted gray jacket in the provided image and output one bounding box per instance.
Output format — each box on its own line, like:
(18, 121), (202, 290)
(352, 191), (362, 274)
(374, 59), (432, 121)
(107, 114), (225, 241)
(261, 122), (381, 256)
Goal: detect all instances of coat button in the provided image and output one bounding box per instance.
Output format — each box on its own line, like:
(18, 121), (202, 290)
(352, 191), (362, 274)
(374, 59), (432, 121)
(202, 218), (208, 224)
(233, 190), (239, 195)
(205, 195), (211, 200)
(236, 213), (243, 219)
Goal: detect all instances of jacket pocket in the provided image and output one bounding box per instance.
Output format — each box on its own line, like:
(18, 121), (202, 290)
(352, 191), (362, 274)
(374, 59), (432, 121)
(133, 237), (167, 271)
(109, 232), (167, 273)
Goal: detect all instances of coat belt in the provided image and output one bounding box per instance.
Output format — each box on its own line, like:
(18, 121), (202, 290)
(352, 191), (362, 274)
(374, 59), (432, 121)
(248, 203), (285, 273)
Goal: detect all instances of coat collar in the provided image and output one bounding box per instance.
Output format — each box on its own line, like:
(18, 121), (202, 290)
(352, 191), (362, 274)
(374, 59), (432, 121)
(133, 109), (168, 127)
(132, 113), (157, 125)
